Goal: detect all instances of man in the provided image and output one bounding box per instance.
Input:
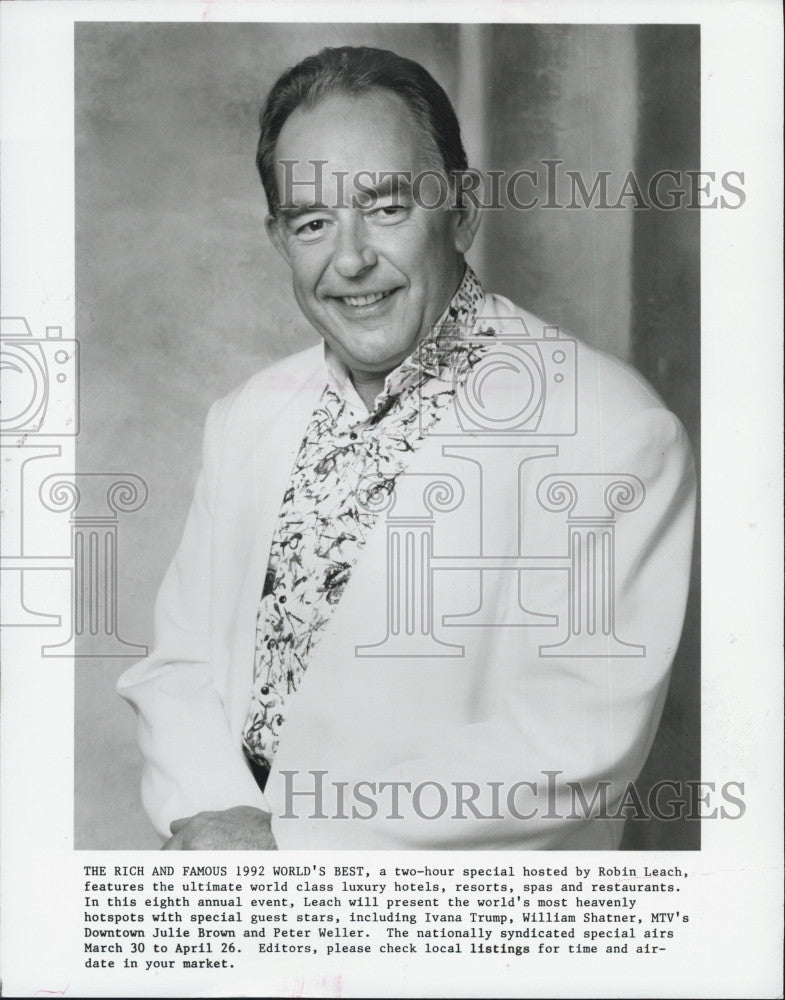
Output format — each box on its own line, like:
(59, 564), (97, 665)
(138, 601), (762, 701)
(117, 46), (696, 850)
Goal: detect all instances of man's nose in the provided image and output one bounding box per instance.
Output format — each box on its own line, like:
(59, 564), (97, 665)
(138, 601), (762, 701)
(331, 214), (377, 278)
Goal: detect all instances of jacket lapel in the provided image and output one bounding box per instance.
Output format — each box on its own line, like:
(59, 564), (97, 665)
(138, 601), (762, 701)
(218, 348), (327, 736)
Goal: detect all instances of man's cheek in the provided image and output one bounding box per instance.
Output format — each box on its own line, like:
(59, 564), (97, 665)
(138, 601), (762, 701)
(291, 280), (319, 317)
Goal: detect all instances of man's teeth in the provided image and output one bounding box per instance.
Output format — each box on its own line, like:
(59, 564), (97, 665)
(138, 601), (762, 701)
(341, 290), (391, 307)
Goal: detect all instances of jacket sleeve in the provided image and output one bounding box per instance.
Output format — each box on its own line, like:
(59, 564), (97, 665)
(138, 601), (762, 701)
(271, 406), (696, 850)
(116, 396), (269, 841)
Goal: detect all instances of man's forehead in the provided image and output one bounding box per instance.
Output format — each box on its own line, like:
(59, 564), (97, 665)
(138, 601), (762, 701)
(273, 88), (436, 184)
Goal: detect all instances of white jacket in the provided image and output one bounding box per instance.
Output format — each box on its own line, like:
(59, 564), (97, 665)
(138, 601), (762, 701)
(117, 292), (696, 850)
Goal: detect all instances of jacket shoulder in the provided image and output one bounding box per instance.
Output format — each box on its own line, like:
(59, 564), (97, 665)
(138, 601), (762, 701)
(482, 290), (668, 421)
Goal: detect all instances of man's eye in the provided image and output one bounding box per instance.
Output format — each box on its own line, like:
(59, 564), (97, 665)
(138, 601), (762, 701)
(295, 219), (327, 238)
(370, 204), (408, 222)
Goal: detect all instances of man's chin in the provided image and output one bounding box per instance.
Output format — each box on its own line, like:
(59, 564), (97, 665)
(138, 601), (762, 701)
(327, 335), (417, 377)
(347, 344), (416, 374)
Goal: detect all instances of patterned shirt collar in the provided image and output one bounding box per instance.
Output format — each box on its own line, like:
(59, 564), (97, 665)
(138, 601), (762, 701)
(324, 264), (486, 410)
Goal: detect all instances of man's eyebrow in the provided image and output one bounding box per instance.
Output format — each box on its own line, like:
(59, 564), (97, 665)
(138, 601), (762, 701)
(278, 174), (415, 217)
(363, 174), (414, 198)
(278, 201), (331, 220)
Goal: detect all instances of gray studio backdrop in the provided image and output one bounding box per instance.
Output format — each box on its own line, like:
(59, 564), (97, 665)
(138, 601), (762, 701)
(75, 22), (699, 849)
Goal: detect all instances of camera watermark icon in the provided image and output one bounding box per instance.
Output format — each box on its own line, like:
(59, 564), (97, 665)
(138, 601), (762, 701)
(1, 316), (148, 655)
(419, 316), (577, 438)
(0, 317), (79, 437)
(1, 315), (80, 629)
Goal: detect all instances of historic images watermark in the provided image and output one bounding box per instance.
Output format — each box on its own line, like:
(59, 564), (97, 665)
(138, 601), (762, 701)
(278, 770), (746, 822)
(275, 159), (746, 213)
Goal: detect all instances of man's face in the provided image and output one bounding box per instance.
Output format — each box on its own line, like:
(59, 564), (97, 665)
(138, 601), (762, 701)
(266, 89), (476, 378)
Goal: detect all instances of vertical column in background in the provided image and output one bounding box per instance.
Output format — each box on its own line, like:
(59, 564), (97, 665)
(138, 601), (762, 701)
(483, 24), (638, 362)
(457, 23), (491, 279)
(625, 25), (701, 851)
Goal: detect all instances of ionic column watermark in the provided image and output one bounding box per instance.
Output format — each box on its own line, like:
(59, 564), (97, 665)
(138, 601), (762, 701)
(39, 473), (149, 657)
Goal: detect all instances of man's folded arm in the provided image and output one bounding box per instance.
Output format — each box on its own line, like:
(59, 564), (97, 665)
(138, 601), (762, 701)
(116, 396), (268, 842)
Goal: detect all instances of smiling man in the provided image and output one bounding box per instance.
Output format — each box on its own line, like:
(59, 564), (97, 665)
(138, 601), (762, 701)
(117, 46), (696, 851)
(264, 84), (476, 407)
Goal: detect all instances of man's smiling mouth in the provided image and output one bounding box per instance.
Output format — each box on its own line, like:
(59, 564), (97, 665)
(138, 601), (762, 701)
(334, 289), (398, 308)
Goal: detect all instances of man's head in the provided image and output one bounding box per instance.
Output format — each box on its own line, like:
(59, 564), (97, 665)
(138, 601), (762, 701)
(257, 46), (480, 380)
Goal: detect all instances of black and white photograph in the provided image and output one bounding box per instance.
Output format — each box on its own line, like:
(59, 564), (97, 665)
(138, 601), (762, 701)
(0, 2), (781, 997)
(75, 20), (702, 853)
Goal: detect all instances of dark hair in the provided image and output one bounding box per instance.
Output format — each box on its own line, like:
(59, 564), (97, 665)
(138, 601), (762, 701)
(256, 45), (468, 214)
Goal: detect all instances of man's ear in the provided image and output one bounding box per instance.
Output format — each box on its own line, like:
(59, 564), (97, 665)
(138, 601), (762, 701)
(265, 214), (292, 266)
(451, 169), (483, 255)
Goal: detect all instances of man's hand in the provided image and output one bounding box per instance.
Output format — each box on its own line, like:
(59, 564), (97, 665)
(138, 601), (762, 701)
(162, 805), (278, 850)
